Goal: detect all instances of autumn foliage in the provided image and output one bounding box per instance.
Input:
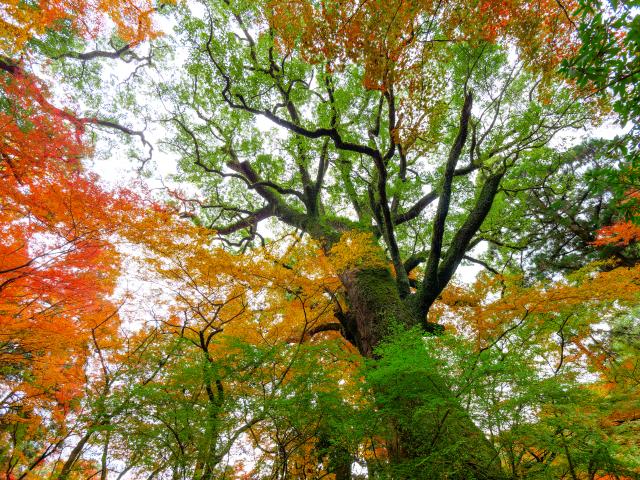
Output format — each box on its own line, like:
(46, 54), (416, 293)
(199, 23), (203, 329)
(1, 0), (640, 479)
(263, 0), (583, 156)
(0, 0), (170, 54)
(0, 0), (166, 474)
(593, 190), (640, 247)
(267, 0), (577, 89)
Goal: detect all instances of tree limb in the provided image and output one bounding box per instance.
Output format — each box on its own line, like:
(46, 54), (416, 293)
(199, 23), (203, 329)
(419, 170), (505, 315)
(421, 92), (474, 306)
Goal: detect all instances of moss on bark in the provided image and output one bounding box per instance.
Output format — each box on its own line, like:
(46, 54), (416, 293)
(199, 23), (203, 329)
(338, 267), (506, 479)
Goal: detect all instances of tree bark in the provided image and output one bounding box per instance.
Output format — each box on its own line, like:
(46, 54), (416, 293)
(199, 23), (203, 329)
(338, 267), (505, 479)
(58, 431), (94, 480)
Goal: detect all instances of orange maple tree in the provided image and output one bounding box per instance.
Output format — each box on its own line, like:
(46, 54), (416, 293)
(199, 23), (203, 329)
(593, 190), (640, 247)
(0, 67), (136, 476)
(0, 0), (167, 474)
(0, 0), (170, 55)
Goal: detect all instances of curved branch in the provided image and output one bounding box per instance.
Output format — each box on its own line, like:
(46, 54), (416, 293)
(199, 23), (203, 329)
(404, 251), (427, 274)
(393, 191), (438, 225)
(216, 205), (275, 235)
(52, 44), (132, 61)
(462, 254), (500, 275)
(393, 164), (480, 226)
(82, 118), (153, 166)
(0, 55), (20, 75)
(307, 322), (343, 337)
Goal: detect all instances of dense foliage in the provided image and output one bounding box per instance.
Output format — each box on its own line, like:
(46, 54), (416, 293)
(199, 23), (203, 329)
(1, 0), (638, 479)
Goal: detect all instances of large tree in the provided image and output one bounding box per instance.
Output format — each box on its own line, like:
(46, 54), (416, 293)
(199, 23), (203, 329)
(138, 0), (598, 477)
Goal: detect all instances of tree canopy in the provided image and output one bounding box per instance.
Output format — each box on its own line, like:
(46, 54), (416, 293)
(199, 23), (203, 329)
(1, 0), (639, 479)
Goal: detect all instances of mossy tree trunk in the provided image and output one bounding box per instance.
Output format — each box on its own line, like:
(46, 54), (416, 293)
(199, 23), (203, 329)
(337, 267), (505, 479)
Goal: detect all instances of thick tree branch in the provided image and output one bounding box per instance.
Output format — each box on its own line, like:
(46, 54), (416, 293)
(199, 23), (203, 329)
(215, 205), (275, 235)
(52, 44), (132, 61)
(307, 322), (343, 337)
(462, 254), (500, 275)
(404, 251), (427, 274)
(382, 87), (397, 162)
(224, 159), (319, 234)
(393, 191), (438, 225)
(227, 156), (305, 202)
(419, 170), (505, 315)
(439, 171), (504, 281)
(421, 92), (473, 304)
(0, 55), (20, 75)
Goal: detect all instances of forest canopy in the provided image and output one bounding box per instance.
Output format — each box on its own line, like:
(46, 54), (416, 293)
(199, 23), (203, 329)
(1, 0), (639, 479)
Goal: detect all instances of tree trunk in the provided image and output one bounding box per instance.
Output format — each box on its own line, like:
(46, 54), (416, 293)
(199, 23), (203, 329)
(58, 431), (94, 480)
(339, 267), (505, 479)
